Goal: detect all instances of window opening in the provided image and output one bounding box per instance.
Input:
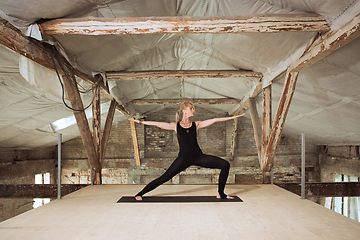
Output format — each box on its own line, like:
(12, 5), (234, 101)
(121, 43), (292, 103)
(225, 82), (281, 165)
(324, 173), (360, 222)
(33, 172), (51, 209)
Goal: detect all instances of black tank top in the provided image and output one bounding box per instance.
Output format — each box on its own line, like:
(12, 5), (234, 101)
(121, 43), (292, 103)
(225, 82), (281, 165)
(177, 122), (203, 157)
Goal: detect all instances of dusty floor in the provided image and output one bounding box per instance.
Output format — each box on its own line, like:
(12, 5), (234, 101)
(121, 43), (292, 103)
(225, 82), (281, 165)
(0, 184), (359, 239)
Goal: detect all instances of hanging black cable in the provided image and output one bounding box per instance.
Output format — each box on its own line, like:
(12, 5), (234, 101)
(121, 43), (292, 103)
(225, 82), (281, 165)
(47, 45), (101, 112)
(51, 45), (97, 94)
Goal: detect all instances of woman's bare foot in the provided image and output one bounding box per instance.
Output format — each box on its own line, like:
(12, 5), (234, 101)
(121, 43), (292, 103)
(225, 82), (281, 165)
(216, 193), (234, 199)
(135, 196), (142, 201)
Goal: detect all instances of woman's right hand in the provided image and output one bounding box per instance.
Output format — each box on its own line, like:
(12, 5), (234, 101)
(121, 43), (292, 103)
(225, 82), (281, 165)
(128, 118), (142, 124)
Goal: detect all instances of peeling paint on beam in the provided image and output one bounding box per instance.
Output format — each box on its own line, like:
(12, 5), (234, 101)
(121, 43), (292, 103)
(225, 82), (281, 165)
(289, 15), (360, 72)
(128, 98), (240, 105)
(106, 70), (262, 81)
(38, 14), (330, 35)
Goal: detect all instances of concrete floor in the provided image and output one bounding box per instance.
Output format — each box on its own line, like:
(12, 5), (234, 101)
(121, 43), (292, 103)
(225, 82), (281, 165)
(0, 184), (360, 239)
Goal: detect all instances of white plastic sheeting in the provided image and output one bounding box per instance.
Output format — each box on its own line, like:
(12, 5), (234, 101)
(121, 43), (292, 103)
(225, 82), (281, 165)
(0, 0), (359, 148)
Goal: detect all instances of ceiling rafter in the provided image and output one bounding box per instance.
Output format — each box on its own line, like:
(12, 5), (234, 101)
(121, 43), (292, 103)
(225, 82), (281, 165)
(231, 14), (360, 116)
(127, 98), (240, 105)
(38, 14), (329, 35)
(106, 70), (262, 81)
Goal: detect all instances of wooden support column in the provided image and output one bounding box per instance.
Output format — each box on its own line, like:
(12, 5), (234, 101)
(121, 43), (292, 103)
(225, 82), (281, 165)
(249, 98), (262, 165)
(262, 86), (272, 183)
(130, 119), (141, 166)
(100, 100), (116, 165)
(229, 118), (238, 161)
(61, 72), (101, 174)
(92, 86), (101, 184)
(263, 71), (299, 175)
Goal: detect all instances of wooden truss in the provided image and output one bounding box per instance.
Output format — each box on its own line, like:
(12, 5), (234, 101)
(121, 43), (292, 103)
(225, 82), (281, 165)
(0, 18), (125, 184)
(2, 13), (360, 184)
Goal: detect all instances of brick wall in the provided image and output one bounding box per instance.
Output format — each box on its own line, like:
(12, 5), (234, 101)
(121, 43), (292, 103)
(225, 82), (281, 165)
(0, 106), (322, 222)
(0, 106), (321, 186)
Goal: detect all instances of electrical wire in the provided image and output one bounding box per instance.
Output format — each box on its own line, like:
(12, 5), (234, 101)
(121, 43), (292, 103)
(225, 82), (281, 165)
(48, 45), (101, 112)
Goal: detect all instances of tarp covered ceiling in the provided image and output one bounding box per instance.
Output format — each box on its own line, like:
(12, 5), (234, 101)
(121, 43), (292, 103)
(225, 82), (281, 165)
(0, 0), (359, 148)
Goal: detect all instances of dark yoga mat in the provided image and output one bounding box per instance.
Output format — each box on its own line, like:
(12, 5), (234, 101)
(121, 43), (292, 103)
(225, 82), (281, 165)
(117, 196), (243, 203)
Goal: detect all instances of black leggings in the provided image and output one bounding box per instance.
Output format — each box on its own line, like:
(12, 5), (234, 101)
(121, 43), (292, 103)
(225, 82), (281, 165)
(136, 154), (230, 198)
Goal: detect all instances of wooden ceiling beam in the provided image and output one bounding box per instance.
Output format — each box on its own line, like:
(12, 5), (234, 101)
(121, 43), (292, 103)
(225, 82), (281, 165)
(289, 15), (360, 72)
(258, 16), (360, 176)
(0, 17), (130, 116)
(235, 15), (360, 115)
(128, 98), (240, 105)
(38, 13), (329, 35)
(106, 70), (262, 81)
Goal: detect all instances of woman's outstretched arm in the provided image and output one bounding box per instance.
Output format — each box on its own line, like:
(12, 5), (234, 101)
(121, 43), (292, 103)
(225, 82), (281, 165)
(128, 118), (176, 131)
(196, 113), (245, 130)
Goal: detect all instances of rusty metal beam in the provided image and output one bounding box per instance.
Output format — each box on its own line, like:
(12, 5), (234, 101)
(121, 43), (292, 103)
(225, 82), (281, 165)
(276, 182), (360, 197)
(0, 184), (88, 198)
(106, 70), (262, 81)
(38, 14), (329, 35)
(128, 98), (240, 105)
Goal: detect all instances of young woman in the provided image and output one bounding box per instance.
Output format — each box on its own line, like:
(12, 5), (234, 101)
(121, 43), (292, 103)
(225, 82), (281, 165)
(129, 101), (245, 200)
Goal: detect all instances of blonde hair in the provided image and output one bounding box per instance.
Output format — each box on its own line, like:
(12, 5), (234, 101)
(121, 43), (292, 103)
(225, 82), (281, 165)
(176, 101), (194, 122)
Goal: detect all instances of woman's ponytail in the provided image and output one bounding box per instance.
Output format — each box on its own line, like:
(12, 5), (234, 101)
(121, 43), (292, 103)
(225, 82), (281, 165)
(176, 101), (194, 122)
(176, 109), (183, 122)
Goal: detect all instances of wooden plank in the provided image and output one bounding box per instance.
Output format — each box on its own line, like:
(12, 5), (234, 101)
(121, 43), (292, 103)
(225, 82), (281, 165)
(0, 184), (88, 198)
(3, 185), (360, 239)
(38, 14), (329, 35)
(249, 98), (262, 164)
(128, 98), (240, 105)
(106, 70), (262, 80)
(229, 118), (238, 161)
(289, 15), (360, 72)
(263, 71), (299, 173)
(261, 86), (272, 172)
(100, 100), (116, 165)
(276, 182), (360, 197)
(130, 118), (141, 166)
(92, 86), (102, 184)
(62, 72), (101, 173)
